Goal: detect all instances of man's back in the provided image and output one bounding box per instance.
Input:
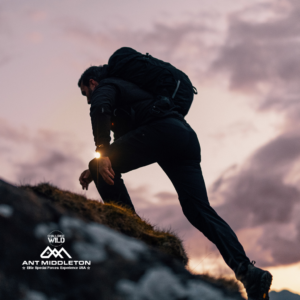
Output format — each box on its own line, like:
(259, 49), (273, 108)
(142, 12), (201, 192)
(91, 77), (185, 140)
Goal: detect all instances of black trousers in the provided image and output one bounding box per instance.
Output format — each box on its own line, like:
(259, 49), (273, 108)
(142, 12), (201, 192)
(89, 117), (251, 275)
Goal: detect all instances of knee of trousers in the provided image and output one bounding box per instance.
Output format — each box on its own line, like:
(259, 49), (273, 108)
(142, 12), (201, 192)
(88, 158), (105, 184)
(88, 159), (113, 199)
(88, 158), (97, 173)
(181, 201), (199, 220)
(89, 158), (109, 178)
(88, 158), (121, 186)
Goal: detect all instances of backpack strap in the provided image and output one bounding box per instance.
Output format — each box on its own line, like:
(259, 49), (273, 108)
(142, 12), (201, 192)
(172, 80), (181, 99)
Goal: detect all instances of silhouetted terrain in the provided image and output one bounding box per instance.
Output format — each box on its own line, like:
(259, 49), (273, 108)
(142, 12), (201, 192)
(2, 179), (299, 299)
(0, 179), (246, 300)
(270, 290), (300, 300)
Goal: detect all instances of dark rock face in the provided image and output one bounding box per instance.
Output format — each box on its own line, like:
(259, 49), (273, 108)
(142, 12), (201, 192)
(0, 179), (243, 300)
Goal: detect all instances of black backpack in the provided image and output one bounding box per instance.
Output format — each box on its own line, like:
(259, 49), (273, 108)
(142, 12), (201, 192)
(106, 47), (197, 117)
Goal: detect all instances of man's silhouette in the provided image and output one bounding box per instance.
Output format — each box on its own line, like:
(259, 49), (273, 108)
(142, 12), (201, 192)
(78, 64), (272, 300)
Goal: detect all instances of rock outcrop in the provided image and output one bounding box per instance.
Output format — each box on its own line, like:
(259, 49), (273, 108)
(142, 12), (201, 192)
(0, 179), (243, 300)
(20, 182), (188, 265)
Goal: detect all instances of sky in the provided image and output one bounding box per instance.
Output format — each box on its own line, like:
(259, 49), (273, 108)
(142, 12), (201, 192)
(1, 0), (300, 295)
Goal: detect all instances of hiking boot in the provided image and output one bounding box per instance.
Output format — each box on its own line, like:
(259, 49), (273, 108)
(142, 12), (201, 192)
(236, 261), (273, 300)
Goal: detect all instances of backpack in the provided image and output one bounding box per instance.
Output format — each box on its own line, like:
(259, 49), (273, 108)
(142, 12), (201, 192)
(106, 47), (197, 117)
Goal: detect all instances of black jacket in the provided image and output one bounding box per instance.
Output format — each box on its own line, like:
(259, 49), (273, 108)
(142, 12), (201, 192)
(89, 77), (184, 155)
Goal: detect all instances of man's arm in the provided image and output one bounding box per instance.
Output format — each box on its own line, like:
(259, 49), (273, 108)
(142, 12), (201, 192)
(90, 84), (118, 156)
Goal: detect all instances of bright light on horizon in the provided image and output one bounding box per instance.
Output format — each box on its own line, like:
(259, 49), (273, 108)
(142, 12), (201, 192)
(95, 152), (101, 159)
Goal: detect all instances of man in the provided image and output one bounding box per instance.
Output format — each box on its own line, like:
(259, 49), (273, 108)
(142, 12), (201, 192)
(78, 64), (272, 300)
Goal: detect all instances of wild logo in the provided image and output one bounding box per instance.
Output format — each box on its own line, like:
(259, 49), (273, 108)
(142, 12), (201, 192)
(22, 229), (91, 270)
(47, 230), (65, 247)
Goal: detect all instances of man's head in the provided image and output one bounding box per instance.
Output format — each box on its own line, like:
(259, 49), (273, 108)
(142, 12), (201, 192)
(78, 65), (108, 104)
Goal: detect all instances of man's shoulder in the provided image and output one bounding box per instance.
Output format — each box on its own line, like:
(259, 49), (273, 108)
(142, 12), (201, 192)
(98, 77), (133, 88)
(93, 77), (138, 96)
(100, 77), (152, 98)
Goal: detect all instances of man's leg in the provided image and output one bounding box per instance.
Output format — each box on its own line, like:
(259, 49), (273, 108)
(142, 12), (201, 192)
(153, 120), (251, 275)
(160, 159), (273, 300)
(89, 160), (136, 212)
(159, 159), (251, 275)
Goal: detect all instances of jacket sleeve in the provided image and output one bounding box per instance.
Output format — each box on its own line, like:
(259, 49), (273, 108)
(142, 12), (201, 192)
(89, 84), (118, 156)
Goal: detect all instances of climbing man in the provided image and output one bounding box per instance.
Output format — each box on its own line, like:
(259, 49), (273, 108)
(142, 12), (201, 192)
(78, 48), (273, 300)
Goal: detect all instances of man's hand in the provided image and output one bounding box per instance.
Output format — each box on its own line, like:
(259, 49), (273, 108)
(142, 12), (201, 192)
(79, 169), (93, 190)
(98, 156), (115, 185)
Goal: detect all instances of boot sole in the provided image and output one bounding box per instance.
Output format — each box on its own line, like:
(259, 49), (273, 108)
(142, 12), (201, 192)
(248, 271), (273, 300)
(259, 271), (273, 300)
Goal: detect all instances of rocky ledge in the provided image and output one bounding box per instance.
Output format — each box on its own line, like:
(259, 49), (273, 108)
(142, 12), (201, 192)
(0, 179), (243, 300)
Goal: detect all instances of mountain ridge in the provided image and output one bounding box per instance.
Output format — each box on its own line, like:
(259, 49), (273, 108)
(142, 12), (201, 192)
(270, 289), (300, 300)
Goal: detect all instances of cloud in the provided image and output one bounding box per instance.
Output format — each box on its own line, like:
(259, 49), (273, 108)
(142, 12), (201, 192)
(210, 0), (300, 132)
(27, 10), (47, 22)
(0, 119), (86, 190)
(15, 134), (86, 189)
(210, 129), (300, 266)
(0, 54), (11, 67)
(61, 16), (220, 80)
(205, 0), (300, 267)
(27, 31), (43, 43)
(0, 4), (15, 66)
(0, 118), (30, 142)
(209, 120), (257, 142)
(16, 148), (84, 188)
(257, 216), (300, 265)
(211, 0), (300, 94)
